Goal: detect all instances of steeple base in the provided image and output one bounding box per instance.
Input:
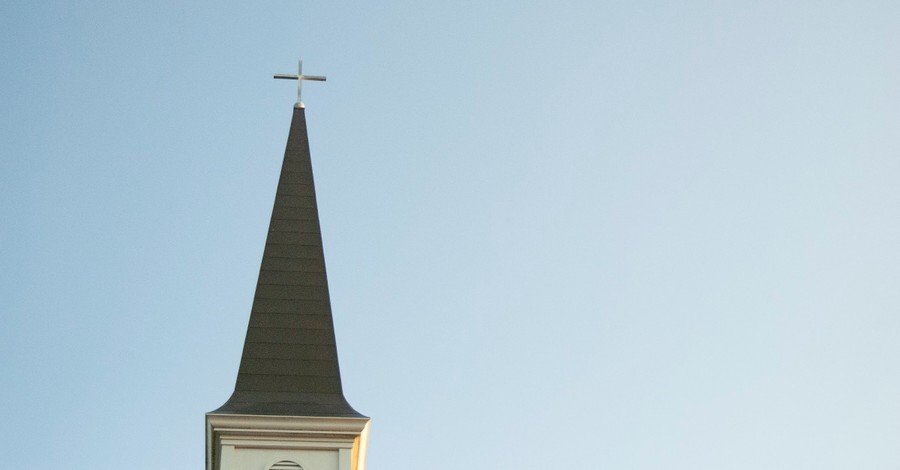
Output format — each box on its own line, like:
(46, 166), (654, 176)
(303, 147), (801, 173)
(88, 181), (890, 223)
(206, 414), (370, 470)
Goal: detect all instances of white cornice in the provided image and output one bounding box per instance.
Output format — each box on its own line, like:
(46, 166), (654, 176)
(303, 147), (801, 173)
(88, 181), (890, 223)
(207, 413), (369, 434)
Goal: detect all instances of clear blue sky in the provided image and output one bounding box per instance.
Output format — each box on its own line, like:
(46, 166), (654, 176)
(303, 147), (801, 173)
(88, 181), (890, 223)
(2, 1), (900, 468)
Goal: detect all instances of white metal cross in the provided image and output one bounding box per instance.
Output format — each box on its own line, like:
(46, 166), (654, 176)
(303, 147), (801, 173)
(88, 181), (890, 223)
(274, 60), (326, 108)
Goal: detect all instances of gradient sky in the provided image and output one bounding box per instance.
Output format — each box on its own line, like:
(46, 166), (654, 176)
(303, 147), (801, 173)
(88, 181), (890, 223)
(3, 1), (900, 469)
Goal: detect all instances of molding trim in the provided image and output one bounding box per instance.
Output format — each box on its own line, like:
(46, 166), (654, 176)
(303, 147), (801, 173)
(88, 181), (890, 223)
(208, 414), (369, 433)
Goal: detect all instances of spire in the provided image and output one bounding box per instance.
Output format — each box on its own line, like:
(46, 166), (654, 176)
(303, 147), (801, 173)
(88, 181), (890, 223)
(212, 107), (363, 418)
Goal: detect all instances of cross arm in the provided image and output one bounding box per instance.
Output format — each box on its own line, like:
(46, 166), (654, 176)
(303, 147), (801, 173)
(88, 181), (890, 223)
(273, 74), (327, 81)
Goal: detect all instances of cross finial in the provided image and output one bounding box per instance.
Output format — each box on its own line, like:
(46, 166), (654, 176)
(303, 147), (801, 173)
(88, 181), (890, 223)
(274, 59), (326, 108)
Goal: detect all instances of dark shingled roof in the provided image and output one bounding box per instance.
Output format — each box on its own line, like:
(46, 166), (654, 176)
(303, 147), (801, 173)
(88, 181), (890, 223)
(211, 107), (364, 418)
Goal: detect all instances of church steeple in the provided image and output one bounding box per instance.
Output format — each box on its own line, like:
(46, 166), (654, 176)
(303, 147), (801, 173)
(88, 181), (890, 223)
(206, 100), (369, 470)
(212, 106), (363, 418)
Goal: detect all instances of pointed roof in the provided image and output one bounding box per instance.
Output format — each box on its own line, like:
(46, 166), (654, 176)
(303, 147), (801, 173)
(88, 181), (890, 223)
(212, 107), (364, 418)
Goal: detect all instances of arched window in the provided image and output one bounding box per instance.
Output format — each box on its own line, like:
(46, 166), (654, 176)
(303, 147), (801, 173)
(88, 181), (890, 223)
(269, 460), (303, 470)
